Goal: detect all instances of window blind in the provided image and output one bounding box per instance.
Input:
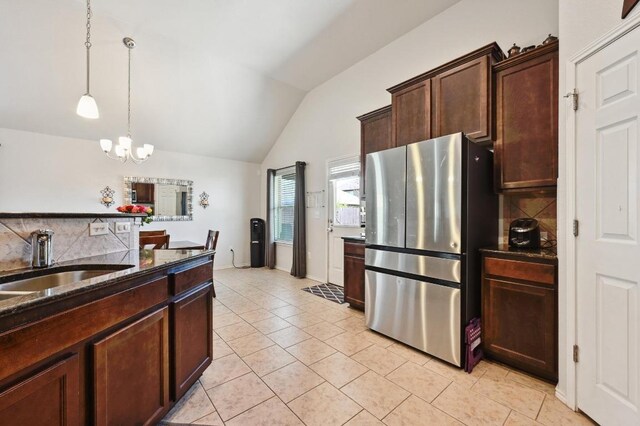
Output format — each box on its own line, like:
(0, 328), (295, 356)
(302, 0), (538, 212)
(328, 157), (360, 180)
(274, 167), (296, 243)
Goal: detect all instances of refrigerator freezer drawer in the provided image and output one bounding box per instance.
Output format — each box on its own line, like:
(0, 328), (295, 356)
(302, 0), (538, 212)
(365, 269), (461, 366)
(365, 248), (461, 283)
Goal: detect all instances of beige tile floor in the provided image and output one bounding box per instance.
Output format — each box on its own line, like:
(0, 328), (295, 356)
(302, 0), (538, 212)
(161, 268), (595, 426)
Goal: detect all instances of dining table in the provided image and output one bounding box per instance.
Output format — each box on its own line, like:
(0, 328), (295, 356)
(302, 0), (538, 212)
(168, 240), (206, 250)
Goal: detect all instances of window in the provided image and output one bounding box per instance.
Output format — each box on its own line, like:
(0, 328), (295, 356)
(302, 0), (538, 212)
(328, 157), (360, 227)
(274, 167), (296, 243)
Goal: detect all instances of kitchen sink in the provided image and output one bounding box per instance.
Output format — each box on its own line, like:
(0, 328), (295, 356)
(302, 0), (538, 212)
(0, 266), (132, 297)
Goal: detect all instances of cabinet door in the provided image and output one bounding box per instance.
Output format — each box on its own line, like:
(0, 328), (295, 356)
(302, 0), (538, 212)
(360, 107), (392, 196)
(344, 255), (365, 310)
(93, 307), (169, 426)
(392, 80), (431, 147)
(432, 56), (491, 141)
(495, 50), (558, 191)
(0, 355), (80, 426)
(173, 284), (213, 399)
(482, 278), (557, 380)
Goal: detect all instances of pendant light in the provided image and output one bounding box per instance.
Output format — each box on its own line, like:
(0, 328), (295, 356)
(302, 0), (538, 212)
(76, 0), (99, 119)
(99, 37), (154, 163)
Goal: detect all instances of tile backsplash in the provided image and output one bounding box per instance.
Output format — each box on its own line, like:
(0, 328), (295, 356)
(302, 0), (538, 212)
(500, 193), (557, 244)
(0, 217), (139, 272)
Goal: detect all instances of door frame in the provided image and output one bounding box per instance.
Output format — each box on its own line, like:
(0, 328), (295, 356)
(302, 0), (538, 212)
(562, 10), (640, 410)
(325, 153), (361, 285)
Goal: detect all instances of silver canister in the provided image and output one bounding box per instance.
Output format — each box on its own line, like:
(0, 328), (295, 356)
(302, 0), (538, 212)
(31, 229), (54, 268)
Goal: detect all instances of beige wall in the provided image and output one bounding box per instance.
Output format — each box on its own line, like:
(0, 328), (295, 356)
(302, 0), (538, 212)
(261, 0), (559, 281)
(0, 128), (262, 269)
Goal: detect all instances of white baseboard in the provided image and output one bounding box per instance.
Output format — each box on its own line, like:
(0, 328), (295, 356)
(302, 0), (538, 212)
(215, 263), (250, 270)
(554, 389), (574, 410)
(306, 274), (324, 284)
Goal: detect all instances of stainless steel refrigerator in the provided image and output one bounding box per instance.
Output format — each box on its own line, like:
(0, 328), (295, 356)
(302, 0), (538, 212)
(365, 133), (497, 366)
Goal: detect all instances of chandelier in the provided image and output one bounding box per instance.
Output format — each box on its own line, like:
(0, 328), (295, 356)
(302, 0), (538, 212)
(99, 37), (154, 163)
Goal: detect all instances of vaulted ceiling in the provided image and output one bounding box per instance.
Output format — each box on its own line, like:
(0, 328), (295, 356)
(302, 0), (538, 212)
(0, 0), (460, 162)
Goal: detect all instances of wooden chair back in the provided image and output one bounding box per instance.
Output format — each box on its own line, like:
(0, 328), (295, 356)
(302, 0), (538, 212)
(140, 230), (166, 237)
(205, 230), (220, 251)
(140, 234), (170, 249)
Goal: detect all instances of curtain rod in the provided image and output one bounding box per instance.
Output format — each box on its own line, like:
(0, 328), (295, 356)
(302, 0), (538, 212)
(272, 161), (306, 172)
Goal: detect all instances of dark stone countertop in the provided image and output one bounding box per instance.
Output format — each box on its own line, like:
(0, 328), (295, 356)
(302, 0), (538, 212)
(0, 249), (215, 320)
(480, 245), (557, 260)
(0, 212), (146, 219)
(342, 236), (365, 242)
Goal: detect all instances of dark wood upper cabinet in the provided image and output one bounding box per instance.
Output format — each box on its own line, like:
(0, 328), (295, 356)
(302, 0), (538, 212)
(432, 56), (491, 140)
(93, 307), (170, 426)
(0, 355), (80, 426)
(391, 80), (431, 147)
(172, 284), (213, 400)
(388, 43), (504, 146)
(494, 40), (559, 192)
(357, 105), (392, 197)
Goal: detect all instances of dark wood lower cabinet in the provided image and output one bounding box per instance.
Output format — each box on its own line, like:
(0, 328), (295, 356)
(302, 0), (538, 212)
(481, 252), (558, 381)
(0, 257), (213, 426)
(93, 307), (170, 426)
(0, 355), (80, 426)
(343, 240), (365, 310)
(173, 284), (213, 399)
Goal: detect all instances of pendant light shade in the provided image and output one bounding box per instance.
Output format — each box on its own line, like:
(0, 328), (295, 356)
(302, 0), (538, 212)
(77, 0), (99, 119)
(77, 94), (99, 119)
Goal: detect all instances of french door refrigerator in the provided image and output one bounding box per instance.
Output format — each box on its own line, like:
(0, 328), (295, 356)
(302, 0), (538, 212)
(365, 133), (497, 366)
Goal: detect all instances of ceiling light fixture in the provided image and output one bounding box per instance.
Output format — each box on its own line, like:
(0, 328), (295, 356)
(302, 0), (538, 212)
(100, 37), (154, 164)
(76, 0), (99, 119)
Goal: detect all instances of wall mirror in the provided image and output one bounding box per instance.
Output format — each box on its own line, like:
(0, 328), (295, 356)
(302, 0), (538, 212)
(123, 176), (193, 221)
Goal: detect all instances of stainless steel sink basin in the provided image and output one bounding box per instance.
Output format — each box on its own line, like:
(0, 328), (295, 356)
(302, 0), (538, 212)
(0, 266), (132, 300)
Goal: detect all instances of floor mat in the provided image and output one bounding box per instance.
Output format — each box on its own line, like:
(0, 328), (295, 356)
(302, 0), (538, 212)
(301, 283), (345, 304)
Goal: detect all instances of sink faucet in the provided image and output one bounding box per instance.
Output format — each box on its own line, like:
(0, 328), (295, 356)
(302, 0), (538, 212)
(31, 229), (54, 268)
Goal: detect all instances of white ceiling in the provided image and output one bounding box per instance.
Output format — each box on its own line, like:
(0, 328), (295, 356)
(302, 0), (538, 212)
(0, 0), (460, 163)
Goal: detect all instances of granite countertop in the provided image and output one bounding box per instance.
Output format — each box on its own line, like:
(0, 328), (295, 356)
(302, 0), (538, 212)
(0, 212), (146, 219)
(0, 248), (215, 319)
(342, 235), (365, 242)
(480, 245), (557, 260)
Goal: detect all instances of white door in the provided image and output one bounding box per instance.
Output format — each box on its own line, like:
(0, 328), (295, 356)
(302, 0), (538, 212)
(575, 25), (640, 426)
(327, 157), (361, 286)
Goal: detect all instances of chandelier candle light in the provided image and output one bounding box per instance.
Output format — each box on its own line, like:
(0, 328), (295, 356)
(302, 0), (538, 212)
(99, 37), (154, 163)
(76, 0), (99, 119)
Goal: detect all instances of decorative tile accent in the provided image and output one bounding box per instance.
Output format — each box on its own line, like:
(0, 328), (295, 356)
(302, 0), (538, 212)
(0, 217), (137, 271)
(501, 194), (557, 243)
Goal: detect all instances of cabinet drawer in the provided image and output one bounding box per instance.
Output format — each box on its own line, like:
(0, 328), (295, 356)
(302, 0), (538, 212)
(172, 261), (213, 295)
(344, 242), (365, 258)
(484, 257), (554, 285)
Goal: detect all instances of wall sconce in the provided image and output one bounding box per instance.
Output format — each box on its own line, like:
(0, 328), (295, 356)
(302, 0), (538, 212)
(199, 191), (210, 209)
(100, 186), (115, 208)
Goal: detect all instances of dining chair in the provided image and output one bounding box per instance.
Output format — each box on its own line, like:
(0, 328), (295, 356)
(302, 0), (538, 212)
(139, 234), (170, 249)
(205, 230), (220, 298)
(205, 230), (220, 251)
(140, 230), (167, 237)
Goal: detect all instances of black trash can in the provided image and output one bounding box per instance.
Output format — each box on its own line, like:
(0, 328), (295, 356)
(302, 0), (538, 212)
(250, 218), (265, 267)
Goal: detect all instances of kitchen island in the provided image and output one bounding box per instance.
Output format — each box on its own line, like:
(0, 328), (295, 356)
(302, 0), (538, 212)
(0, 248), (214, 425)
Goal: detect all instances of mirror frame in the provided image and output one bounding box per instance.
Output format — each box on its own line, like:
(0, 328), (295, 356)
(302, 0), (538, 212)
(123, 176), (194, 222)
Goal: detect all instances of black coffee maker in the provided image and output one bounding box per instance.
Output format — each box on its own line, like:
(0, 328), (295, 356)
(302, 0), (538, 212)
(508, 218), (541, 249)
